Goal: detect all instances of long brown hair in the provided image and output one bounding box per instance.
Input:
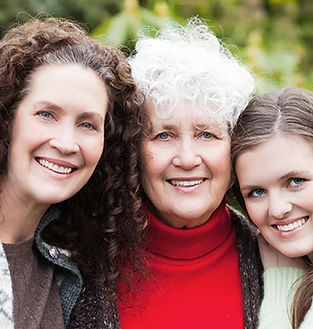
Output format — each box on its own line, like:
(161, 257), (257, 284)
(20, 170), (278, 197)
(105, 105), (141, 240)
(0, 17), (147, 299)
(231, 87), (313, 328)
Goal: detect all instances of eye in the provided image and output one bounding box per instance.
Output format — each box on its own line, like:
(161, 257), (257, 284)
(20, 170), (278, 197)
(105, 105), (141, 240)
(158, 132), (170, 140)
(37, 111), (53, 119)
(80, 122), (96, 130)
(202, 131), (212, 139)
(288, 177), (305, 187)
(248, 188), (266, 198)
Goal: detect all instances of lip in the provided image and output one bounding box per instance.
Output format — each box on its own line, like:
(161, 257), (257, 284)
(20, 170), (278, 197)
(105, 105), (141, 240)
(36, 156), (77, 168)
(35, 156), (78, 176)
(168, 176), (206, 181)
(166, 177), (207, 192)
(272, 216), (309, 236)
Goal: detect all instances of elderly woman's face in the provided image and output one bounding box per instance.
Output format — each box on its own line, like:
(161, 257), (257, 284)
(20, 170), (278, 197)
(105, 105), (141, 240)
(140, 99), (231, 228)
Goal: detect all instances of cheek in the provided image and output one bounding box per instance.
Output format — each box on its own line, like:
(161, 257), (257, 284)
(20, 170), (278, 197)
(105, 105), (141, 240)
(245, 202), (266, 227)
(10, 117), (36, 150)
(140, 156), (154, 195)
(211, 148), (231, 180)
(141, 151), (170, 183)
(139, 148), (152, 195)
(84, 137), (104, 167)
(296, 190), (313, 210)
(140, 147), (167, 199)
(140, 143), (161, 178)
(9, 129), (41, 161)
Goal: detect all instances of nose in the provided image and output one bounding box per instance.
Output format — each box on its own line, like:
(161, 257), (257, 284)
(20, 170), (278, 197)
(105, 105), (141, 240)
(49, 128), (80, 154)
(172, 138), (201, 169)
(268, 193), (292, 219)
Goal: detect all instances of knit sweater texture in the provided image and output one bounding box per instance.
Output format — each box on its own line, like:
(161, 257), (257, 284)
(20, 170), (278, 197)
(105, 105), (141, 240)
(4, 238), (65, 329)
(0, 207), (84, 329)
(69, 204), (263, 329)
(258, 266), (313, 329)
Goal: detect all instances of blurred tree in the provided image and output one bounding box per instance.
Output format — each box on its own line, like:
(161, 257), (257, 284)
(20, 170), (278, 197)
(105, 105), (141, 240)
(0, 0), (120, 33)
(91, 0), (175, 50)
(0, 0), (311, 92)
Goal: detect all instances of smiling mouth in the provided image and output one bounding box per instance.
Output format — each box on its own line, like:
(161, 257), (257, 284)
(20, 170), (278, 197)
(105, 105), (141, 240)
(37, 158), (75, 174)
(275, 217), (308, 232)
(168, 179), (206, 187)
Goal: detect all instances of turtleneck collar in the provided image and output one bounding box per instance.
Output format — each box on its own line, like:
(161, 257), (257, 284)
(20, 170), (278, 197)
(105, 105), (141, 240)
(144, 202), (232, 260)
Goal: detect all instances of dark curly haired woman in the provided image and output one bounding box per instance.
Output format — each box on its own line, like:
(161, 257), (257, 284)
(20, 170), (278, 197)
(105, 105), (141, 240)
(0, 17), (146, 329)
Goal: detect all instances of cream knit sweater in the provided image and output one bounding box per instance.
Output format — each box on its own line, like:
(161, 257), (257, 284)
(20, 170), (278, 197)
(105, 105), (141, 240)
(258, 266), (313, 329)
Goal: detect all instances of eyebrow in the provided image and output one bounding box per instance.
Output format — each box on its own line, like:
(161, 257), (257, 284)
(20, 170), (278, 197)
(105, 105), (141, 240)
(34, 101), (104, 122)
(240, 184), (261, 192)
(152, 123), (177, 130)
(193, 123), (211, 130)
(279, 170), (311, 180)
(34, 101), (61, 111)
(152, 122), (219, 131)
(240, 170), (312, 192)
(79, 111), (104, 124)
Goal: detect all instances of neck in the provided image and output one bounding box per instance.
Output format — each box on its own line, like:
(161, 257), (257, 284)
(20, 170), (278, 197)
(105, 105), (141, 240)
(0, 180), (48, 244)
(145, 202), (232, 259)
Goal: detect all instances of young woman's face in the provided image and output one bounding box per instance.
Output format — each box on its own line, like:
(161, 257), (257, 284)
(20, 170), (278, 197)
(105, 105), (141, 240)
(5, 64), (108, 207)
(140, 99), (231, 229)
(235, 134), (313, 260)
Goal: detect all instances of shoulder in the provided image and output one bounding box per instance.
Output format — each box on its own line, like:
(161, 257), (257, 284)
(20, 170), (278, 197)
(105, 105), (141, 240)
(227, 205), (261, 269)
(227, 205), (259, 238)
(227, 205), (264, 329)
(68, 287), (120, 329)
(227, 205), (260, 254)
(34, 206), (75, 270)
(33, 207), (84, 326)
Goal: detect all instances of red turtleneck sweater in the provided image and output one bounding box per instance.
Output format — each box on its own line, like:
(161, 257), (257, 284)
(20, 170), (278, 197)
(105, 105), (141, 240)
(118, 203), (244, 329)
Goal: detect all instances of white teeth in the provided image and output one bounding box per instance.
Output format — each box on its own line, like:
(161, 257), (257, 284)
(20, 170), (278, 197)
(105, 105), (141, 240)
(277, 218), (307, 232)
(38, 159), (73, 174)
(170, 179), (204, 187)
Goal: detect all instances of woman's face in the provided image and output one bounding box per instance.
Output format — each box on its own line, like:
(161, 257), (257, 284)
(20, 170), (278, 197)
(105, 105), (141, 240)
(5, 63), (108, 207)
(140, 99), (231, 229)
(235, 134), (313, 261)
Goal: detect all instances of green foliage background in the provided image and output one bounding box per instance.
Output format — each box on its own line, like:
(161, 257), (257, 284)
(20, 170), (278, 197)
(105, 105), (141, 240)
(1, 0), (312, 93)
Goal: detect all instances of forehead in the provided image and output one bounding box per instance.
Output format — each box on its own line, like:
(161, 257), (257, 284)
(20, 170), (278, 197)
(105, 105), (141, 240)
(31, 63), (101, 87)
(27, 63), (107, 103)
(144, 98), (228, 133)
(236, 134), (313, 181)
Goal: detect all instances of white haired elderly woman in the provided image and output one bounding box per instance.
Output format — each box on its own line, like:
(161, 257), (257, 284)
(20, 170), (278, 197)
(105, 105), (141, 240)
(68, 18), (263, 329)
(116, 18), (262, 329)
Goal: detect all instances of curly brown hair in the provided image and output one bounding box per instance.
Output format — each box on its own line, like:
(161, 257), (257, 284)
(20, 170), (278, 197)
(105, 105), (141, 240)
(0, 17), (147, 299)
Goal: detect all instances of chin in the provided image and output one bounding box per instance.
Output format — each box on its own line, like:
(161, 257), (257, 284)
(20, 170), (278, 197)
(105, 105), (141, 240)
(276, 246), (308, 258)
(35, 191), (77, 206)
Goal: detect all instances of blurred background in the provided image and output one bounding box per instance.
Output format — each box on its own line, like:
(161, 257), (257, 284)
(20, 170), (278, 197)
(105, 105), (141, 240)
(1, 0), (312, 93)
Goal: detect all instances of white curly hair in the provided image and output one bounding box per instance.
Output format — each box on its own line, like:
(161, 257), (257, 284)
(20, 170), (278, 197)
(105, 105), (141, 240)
(128, 17), (255, 129)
